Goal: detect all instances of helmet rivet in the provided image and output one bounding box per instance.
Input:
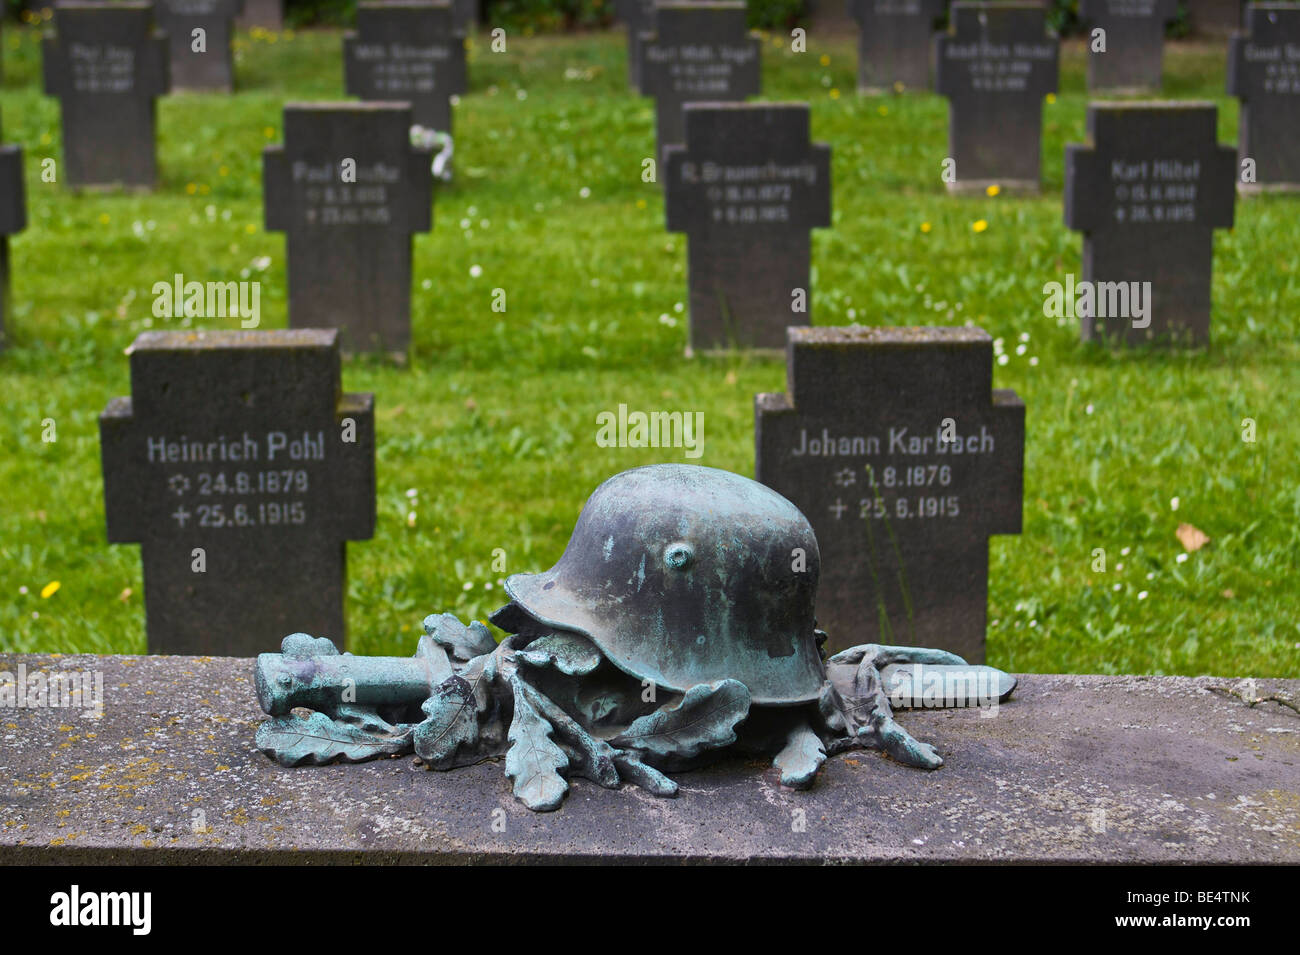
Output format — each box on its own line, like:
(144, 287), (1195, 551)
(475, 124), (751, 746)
(664, 542), (694, 570)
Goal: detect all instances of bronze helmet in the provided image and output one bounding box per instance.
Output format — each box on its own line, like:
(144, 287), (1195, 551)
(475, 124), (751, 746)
(503, 464), (825, 705)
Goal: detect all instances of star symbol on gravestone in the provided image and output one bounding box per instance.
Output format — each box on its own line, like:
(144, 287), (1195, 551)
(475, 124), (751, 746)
(168, 474), (191, 496)
(833, 467), (856, 487)
(172, 506), (192, 528)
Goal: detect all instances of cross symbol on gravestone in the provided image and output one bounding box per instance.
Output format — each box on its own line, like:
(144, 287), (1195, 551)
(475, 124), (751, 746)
(1228, 3), (1300, 191)
(1080, 0), (1177, 92)
(0, 110), (25, 351)
(344, 1), (467, 133)
(935, 2), (1058, 193)
(99, 330), (375, 656)
(42, 2), (170, 189)
(264, 103), (434, 355)
(639, 3), (761, 163)
(1064, 102), (1236, 346)
(755, 326), (1025, 662)
(848, 0), (946, 93)
(155, 0), (244, 92)
(663, 102), (831, 351)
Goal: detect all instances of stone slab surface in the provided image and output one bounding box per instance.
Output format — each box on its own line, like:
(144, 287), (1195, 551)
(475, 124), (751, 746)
(1, 654), (1296, 864)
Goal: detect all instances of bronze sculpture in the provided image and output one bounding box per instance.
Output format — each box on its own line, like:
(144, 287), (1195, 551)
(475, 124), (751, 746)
(255, 464), (1015, 811)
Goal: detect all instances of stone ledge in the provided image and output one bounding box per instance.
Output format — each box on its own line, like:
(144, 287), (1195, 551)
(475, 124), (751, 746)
(1, 654), (1297, 864)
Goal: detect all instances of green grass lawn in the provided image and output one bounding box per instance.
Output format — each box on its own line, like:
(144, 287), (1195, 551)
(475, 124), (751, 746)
(0, 24), (1296, 676)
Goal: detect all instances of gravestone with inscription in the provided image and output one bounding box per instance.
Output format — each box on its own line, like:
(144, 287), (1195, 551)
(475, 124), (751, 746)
(617, 0), (656, 88)
(264, 103), (434, 354)
(848, 0), (945, 93)
(664, 103), (831, 351)
(156, 0), (243, 92)
(0, 113), (25, 350)
(344, 1), (466, 132)
(641, 3), (761, 161)
(935, 2), (1058, 194)
(42, 2), (170, 189)
(1079, 0), (1177, 92)
(1228, 3), (1300, 191)
(1065, 102), (1236, 346)
(755, 326), (1024, 662)
(99, 330), (375, 656)
(237, 0), (283, 30)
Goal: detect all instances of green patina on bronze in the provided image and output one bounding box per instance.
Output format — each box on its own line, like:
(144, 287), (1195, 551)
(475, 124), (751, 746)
(254, 464), (1016, 812)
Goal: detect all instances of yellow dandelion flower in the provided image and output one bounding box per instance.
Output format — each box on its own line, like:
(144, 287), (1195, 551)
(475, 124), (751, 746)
(920, 222), (932, 234)
(1046, 93), (1057, 105)
(877, 105), (888, 116)
(986, 184), (1001, 197)
(98, 213), (110, 225)
(972, 219), (988, 233)
(263, 126), (275, 139)
(636, 198), (647, 210)
(819, 54), (830, 66)
(893, 81), (905, 93)
(41, 581), (60, 599)
(219, 165), (229, 177)
(245, 223), (257, 234)
(40, 132), (51, 146)
(830, 88), (841, 100)
(185, 183), (197, 195)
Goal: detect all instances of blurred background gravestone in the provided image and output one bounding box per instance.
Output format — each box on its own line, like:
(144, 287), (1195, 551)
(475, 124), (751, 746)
(849, 0), (946, 93)
(344, 0), (467, 132)
(1079, 0), (1177, 92)
(935, 2), (1059, 193)
(640, 2), (761, 162)
(263, 102), (434, 355)
(1228, 3), (1300, 191)
(1065, 102), (1236, 346)
(42, 1), (170, 189)
(237, 0), (283, 30)
(663, 103), (831, 351)
(0, 111), (24, 351)
(156, 0), (244, 92)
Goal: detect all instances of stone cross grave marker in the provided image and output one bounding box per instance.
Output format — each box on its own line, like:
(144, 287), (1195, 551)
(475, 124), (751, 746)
(264, 103), (434, 355)
(1064, 102), (1236, 346)
(156, 0), (243, 91)
(848, 0), (946, 93)
(0, 112), (25, 350)
(344, 1), (466, 133)
(935, 2), (1058, 194)
(755, 326), (1025, 663)
(99, 330), (375, 656)
(640, 3), (761, 162)
(237, 0), (283, 30)
(1079, 0), (1177, 92)
(664, 102), (831, 352)
(42, 1), (170, 189)
(1228, 3), (1300, 191)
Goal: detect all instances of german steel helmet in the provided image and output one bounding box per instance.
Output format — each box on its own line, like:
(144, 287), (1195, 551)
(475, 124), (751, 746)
(503, 464), (825, 705)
